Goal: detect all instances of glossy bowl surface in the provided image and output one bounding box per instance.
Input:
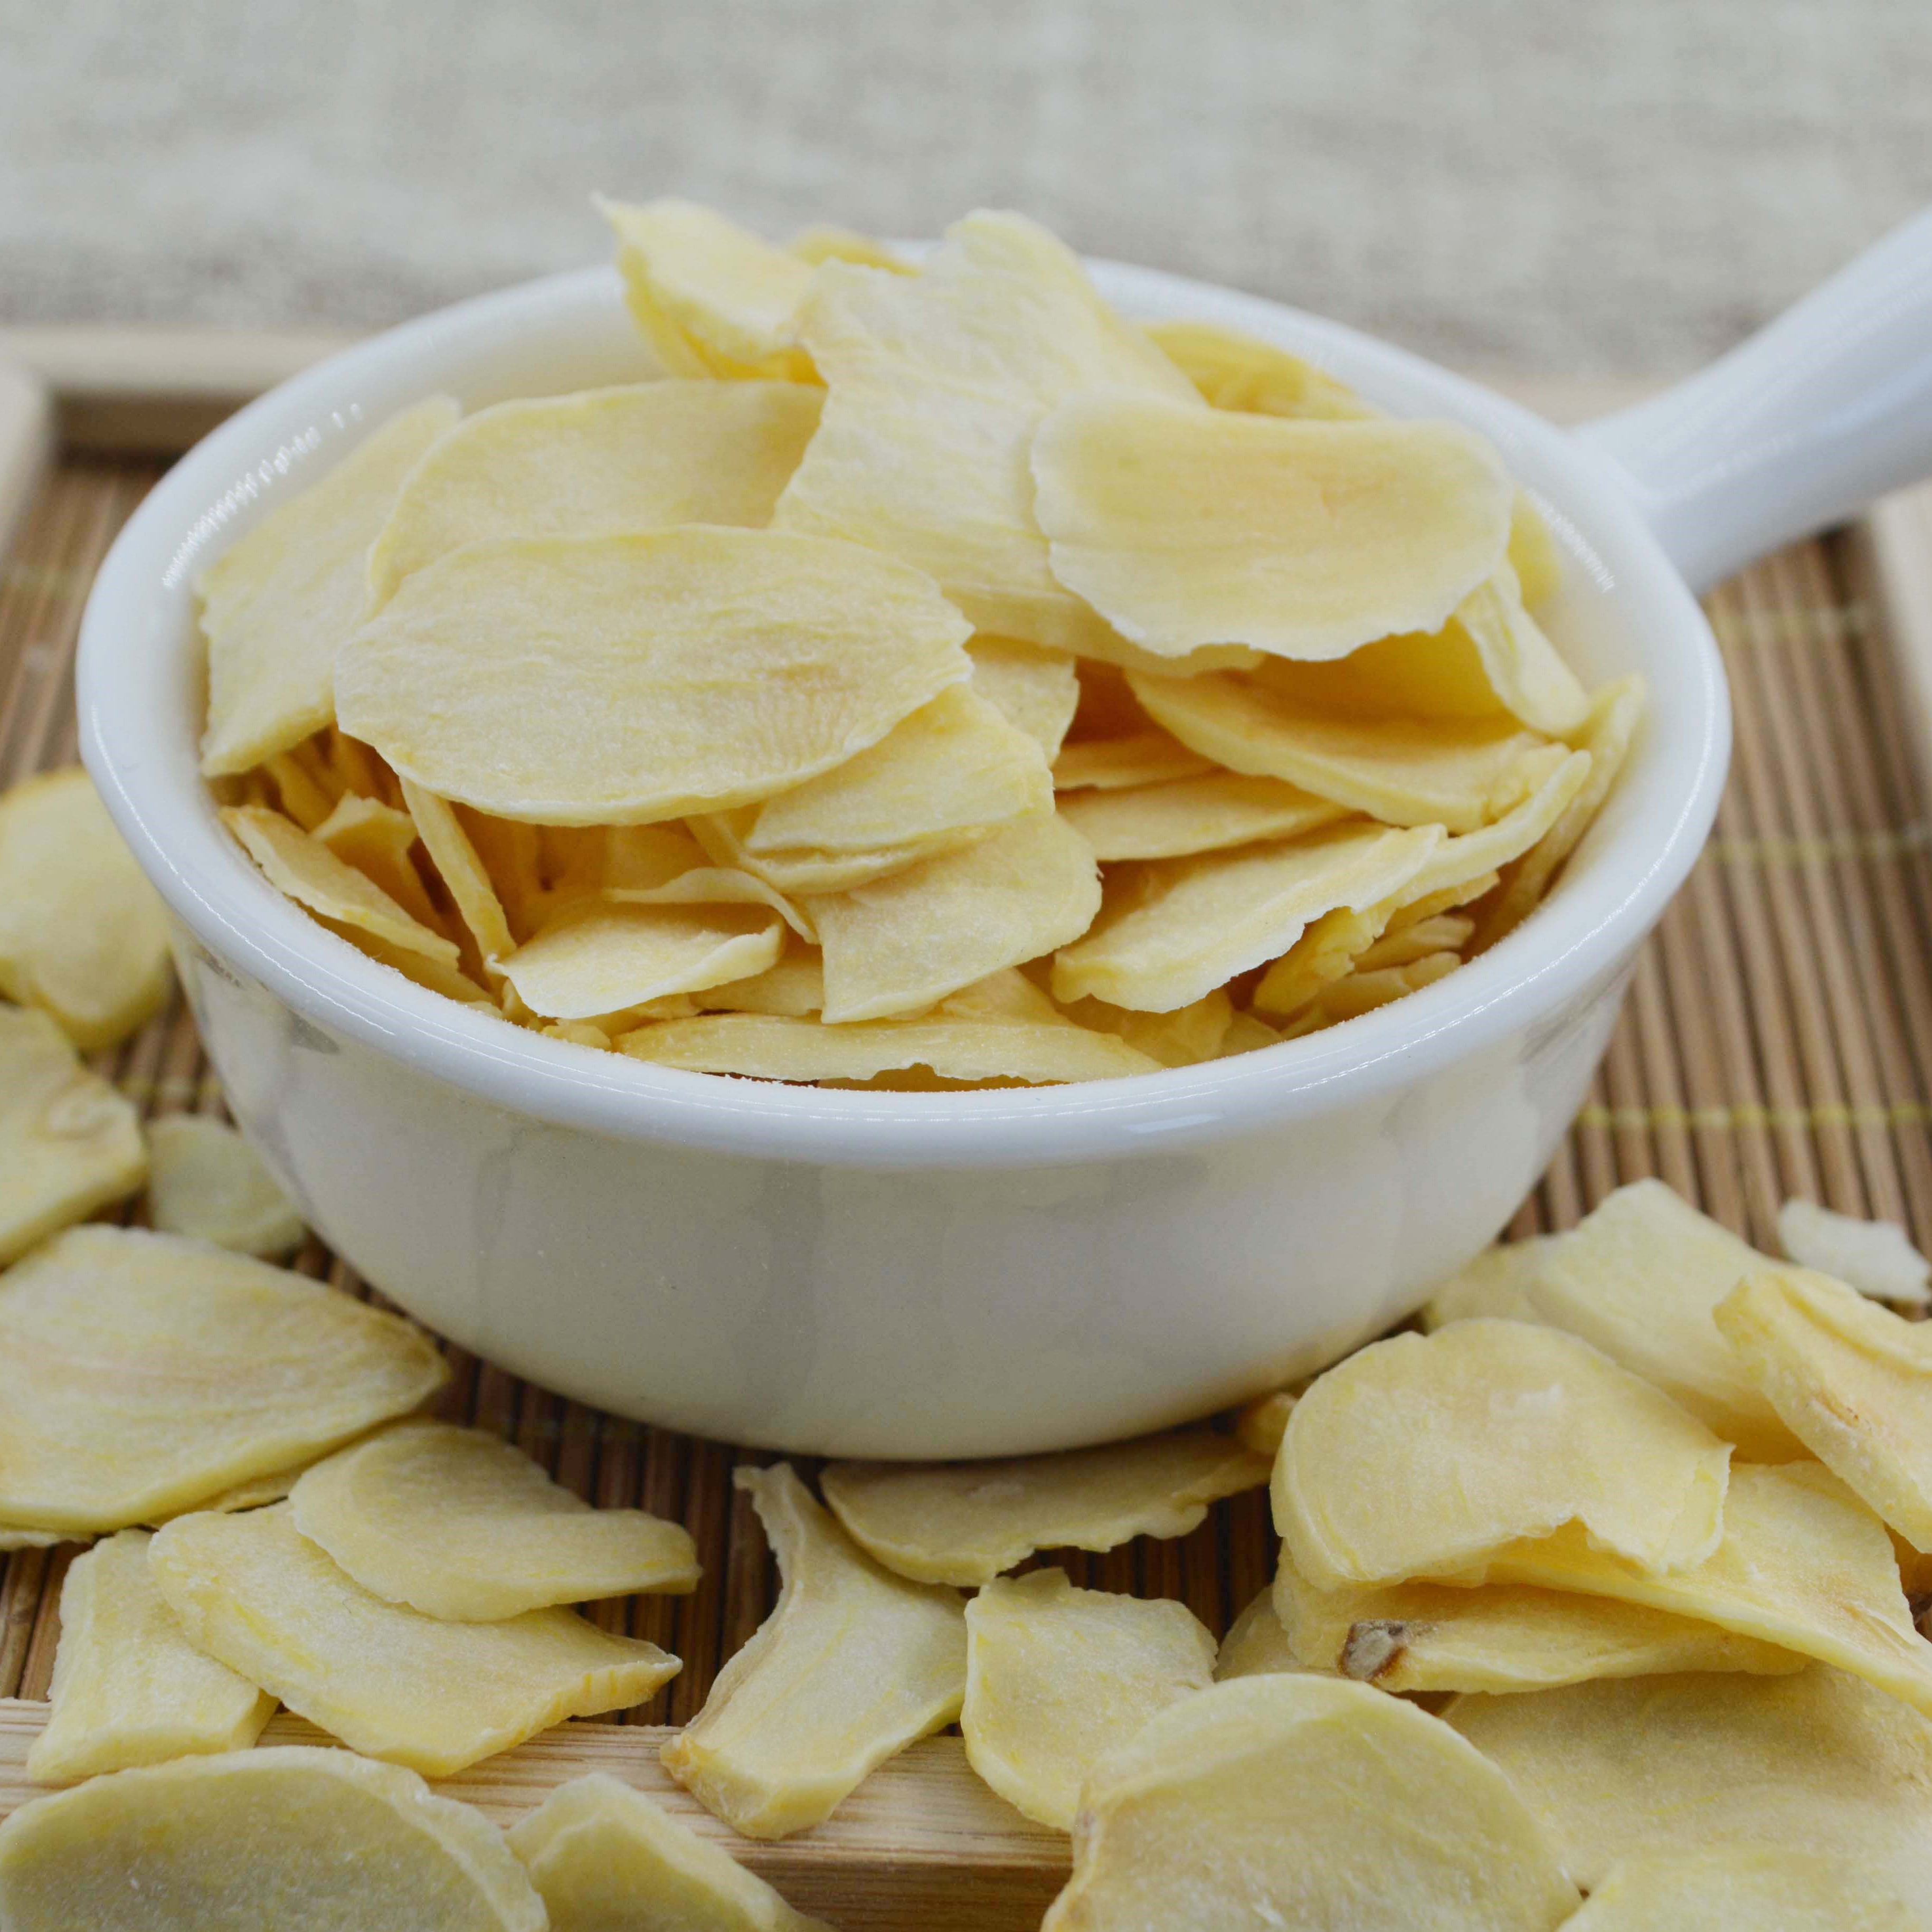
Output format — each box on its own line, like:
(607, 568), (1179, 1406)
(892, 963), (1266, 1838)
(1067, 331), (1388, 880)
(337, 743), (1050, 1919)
(79, 259), (1727, 1455)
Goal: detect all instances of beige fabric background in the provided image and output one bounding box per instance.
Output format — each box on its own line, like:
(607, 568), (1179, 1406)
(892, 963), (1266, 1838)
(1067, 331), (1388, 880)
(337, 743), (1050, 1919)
(2, 0), (1927, 375)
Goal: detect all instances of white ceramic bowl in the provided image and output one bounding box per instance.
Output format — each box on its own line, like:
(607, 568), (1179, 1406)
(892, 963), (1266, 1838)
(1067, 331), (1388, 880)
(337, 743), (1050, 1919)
(79, 212), (1932, 1456)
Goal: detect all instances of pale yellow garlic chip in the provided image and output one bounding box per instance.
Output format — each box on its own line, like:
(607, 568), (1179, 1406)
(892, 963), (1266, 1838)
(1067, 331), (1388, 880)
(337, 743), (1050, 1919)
(224, 803), (461, 967)
(1040, 1674), (1579, 1932)
(0, 768), (172, 1049)
(1478, 675), (1646, 949)
(1050, 730), (1214, 791)
(746, 686), (1049, 856)
(265, 746), (339, 830)
(367, 381), (824, 603)
(0, 1526), (66, 1551)
(1062, 989), (1234, 1067)
(968, 636), (1081, 760)
(1251, 904), (1382, 1017)
(1285, 949), (1461, 1033)
(150, 1504), (678, 1776)
(1716, 1266), (1932, 1549)
(1508, 491), (1564, 609)
(694, 949), (826, 1017)
(1445, 1666), (1932, 1900)
(312, 791), (444, 931)
(0, 1225), (446, 1536)
(788, 224), (911, 273)
(1231, 1386), (1300, 1459)
(936, 965), (1066, 1025)
(621, 1011), (1159, 1085)
(145, 1114), (305, 1258)
(324, 918), (493, 1006)
(1131, 667), (1552, 832)
(400, 778), (516, 969)
(1143, 319), (1374, 420)
(508, 1774), (834, 1932)
(661, 1464), (966, 1839)
(1509, 1180), (1801, 1459)
(1354, 911), (1473, 971)
(500, 901), (784, 1022)
(1058, 771), (1347, 864)
(821, 1429), (1270, 1587)
(1217, 1011), (1283, 1057)
(0, 1745), (545, 1932)
(1566, 1849), (1920, 1932)
(608, 867), (814, 944)
(1420, 1237), (1558, 1329)
(961, 1568), (1217, 1831)
(1275, 1319), (1732, 1590)
(600, 197), (816, 375)
(0, 1005), (146, 1268)
(1032, 391), (1513, 662)
(693, 806), (966, 897)
(1052, 822), (1439, 1014)
(337, 528), (973, 827)
(290, 1421), (699, 1621)
(1388, 747), (1589, 914)
(773, 210), (1201, 654)
(1779, 1197), (1932, 1306)
(1486, 1462), (1932, 1717)
(198, 396), (460, 777)
(809, 809), (1100, 1022)
(25, 1530), (273, 1785)
(1273, 1545), (1801, 1697)
(1214, 1587), (1303, 1680)
(1447, 564), (1590, 734)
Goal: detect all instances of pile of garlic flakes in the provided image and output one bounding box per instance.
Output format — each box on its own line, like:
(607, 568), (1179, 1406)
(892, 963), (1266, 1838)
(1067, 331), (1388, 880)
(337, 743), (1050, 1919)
(198, 201), (1641, 1088)
(6, 857), (1932, 1932)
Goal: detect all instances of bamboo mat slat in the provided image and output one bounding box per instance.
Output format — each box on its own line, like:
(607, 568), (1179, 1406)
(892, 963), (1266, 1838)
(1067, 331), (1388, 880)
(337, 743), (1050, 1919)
(5, 453), (1932, 1898)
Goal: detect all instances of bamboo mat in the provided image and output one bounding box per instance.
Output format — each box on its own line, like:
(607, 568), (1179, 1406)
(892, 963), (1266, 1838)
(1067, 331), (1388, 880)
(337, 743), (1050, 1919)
(5, 453), (1932, 1819)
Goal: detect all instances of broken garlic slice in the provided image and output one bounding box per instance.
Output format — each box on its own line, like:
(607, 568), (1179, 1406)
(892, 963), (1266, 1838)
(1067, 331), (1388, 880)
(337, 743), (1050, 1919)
(1040, 1674), (1578, 1931)
(1214, 1587), (1303, 1681)
(508, 1774), (832, 1931)
(1778, 1197), (1932, 1308)
(1274, 1319), (1732, 1589)
(661, 1464), (966, 1840)
(821, 1429), (1270, 1588)
(149, 1504), (678, 1777)
(26, 1529), (273, 1786)
(961, 1568), (1216, 1830)
(0, 1746), (544, 1931)
(291, 1421), (699, 1621)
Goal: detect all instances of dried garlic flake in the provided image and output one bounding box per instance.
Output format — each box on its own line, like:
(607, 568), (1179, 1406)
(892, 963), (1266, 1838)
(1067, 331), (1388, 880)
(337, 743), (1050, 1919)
(0, 1745), (545, 1932)
(149, 1504), (679, 1776)
(0, 1003), (146, 1269)
(1446, 1666), (1932, 1900)
(1561, 1849), (1920, 1931)
(508, 1774), (832, 1931)
(0, 768), (172, 1050)
(962, 1568), (1216, 1831)
(145, 1114), (305, 1257)
(1778, 1197), (1932, 1307)
(822, 1428), (1269, 1588)
(291, 1420), (699, 1621)
(0, 1226), (447, 1536)
(26, 1529), (273, 1786)
(1040, 1675), (1578, 1931)
(1274, 1319), (1732, 1588)
(662, 1464), (967, 1839)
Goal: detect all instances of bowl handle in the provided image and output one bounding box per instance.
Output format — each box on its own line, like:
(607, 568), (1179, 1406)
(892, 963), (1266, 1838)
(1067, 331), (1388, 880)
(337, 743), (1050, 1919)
(1576, 203), (1932, 590)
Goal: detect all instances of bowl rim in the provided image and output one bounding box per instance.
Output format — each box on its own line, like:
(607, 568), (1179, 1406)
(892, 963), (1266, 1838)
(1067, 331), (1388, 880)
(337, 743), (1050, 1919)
(78, 255), (1729, 1169)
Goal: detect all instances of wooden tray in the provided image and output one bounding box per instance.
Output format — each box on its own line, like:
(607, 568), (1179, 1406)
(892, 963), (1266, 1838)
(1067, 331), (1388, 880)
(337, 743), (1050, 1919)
(4, 337), (1932, 1926)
